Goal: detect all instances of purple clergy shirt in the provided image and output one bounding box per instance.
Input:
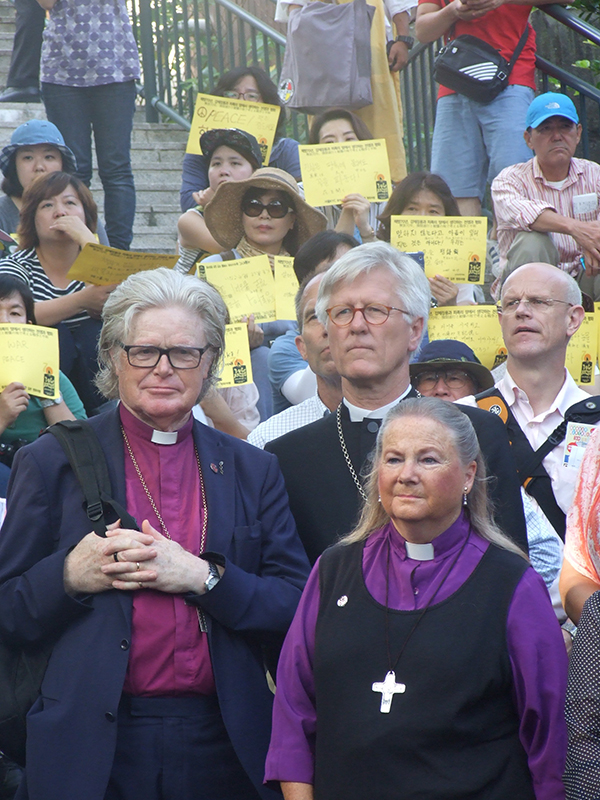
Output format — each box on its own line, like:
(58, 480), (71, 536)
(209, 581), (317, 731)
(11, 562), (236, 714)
(265, 513), (568, 800)
(120, 404), (215, 697)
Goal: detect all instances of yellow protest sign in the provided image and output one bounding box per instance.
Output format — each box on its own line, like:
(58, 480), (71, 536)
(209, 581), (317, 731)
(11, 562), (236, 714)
(567, 312), (596, 385)
(274, 256), (299, 321)
(186, 94), (280, 164)
(428, 306), (506, 370)
(299, 139), (391, 207)
(67, 243), (178, 285)
(219, 323), (253, 388)
(203, 255), (276, 323)
(391, 216), (487, 284)
(0, 324), (60, 399)
(594, 303), (600, 359)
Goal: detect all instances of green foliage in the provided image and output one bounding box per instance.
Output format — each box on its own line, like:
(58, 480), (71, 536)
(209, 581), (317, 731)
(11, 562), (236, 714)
(570, 0), (600, 24)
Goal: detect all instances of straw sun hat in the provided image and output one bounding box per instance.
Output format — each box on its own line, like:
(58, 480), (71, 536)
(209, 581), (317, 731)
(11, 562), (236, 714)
(204, 167), (326, 251)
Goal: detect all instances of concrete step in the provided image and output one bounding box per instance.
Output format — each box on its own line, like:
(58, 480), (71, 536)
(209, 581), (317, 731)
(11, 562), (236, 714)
(0, 51), (14, 75)
(131, 123), (190, 144)
(130, 229), (178, 253)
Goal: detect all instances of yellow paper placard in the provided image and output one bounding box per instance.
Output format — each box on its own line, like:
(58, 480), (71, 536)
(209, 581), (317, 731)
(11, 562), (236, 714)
(67, 243), (178, 286)
(219, 323), (253, 388)
(186, 94), (280, 164)
(299, 139), (391, 207)
(391, 216), (487, 284)
(274, 256), (299, 321)
(0, 324), (60, 399)
(428, 306), (506, 370)
(567, 312), (596, 385)
(203, 255), (276, 323)
(595, 303), (600, 366)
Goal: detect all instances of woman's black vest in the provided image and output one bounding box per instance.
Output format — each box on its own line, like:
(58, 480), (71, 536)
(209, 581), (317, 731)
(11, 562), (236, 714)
(313, 538), (534, 800)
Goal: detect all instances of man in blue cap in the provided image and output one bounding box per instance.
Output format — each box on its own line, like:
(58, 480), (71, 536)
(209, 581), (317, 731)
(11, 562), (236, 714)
(492, 91), (600, 299)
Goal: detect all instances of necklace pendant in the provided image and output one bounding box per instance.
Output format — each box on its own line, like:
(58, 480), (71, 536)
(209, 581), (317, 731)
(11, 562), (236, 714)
(372, 670), (405, 713)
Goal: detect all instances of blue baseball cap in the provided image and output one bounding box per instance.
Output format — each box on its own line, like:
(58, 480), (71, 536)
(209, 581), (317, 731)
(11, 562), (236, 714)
(0, 119), (77, 175)
(525, 92), (579, 130)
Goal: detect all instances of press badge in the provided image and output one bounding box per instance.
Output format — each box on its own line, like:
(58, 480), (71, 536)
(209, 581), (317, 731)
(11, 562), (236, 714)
(573, 193), (598, 217)
(563, 421), (598, 471)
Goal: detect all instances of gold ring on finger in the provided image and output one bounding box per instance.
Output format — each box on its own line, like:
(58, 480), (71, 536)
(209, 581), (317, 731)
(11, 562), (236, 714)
(136, 562), (140, 571)
(138, 581), (143, 589)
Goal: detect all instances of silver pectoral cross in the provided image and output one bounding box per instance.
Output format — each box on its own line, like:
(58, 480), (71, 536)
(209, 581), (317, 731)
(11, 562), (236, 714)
(372, 670), (406, 713)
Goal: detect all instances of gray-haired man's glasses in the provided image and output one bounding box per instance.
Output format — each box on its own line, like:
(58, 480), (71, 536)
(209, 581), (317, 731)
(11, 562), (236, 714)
(326, 304), (410, 327)
(119, 344), (210, 369)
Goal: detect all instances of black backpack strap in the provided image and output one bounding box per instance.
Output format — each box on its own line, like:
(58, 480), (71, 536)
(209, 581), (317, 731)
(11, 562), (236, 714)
(475, 387), (565, 538)
(438, 2), (529, 72)
(46, 419), (138, 536)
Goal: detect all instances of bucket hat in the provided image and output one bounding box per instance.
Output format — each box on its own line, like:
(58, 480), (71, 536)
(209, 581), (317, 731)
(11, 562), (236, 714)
(204, 167), (327, 250)
(0, 119), (77, 175)
(410, 339), (494, 392)
(200, 128), (263, 170)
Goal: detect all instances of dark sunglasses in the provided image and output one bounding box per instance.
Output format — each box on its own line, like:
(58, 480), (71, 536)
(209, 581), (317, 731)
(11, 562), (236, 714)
(241, 197), (292, 218)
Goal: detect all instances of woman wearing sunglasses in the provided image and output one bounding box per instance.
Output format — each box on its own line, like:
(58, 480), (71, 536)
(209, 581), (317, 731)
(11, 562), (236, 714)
(203, 168), (326, 420)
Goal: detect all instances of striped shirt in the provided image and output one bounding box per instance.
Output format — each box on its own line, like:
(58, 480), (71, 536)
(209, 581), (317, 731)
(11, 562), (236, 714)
(492, 156), (600, 275)
(248, 392), (330, 449)
(0, 248), (89, 327)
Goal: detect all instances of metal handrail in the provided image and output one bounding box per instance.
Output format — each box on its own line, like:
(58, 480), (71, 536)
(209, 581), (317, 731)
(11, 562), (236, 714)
(132, 0), (600, 170)
(540, 4), (600, 47)
(213, 0), (286, 45)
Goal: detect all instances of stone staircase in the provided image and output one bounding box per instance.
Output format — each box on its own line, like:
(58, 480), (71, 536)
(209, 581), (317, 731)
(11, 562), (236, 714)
(0, 0), (186, 253)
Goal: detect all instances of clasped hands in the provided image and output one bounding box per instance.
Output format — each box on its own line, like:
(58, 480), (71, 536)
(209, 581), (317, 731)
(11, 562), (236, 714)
(63, 519), (210, 597)
(452, 0), (505, 21)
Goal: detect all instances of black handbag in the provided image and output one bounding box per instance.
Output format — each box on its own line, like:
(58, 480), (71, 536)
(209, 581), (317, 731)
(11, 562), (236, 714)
(0, 420), (138, 767)
(433, 25), (530, 104)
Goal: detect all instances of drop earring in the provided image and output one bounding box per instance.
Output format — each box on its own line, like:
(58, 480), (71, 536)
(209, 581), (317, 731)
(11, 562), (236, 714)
(463, 488), (468, 506)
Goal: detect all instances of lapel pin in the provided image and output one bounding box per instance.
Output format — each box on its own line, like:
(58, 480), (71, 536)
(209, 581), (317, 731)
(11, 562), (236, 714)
(210, 463), (218, 473)
(219, 461), (224, 474)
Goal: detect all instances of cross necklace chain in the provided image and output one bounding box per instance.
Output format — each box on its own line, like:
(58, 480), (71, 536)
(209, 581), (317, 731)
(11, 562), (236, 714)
(121, 425), (210, 631)
(371, 533), (470, 713)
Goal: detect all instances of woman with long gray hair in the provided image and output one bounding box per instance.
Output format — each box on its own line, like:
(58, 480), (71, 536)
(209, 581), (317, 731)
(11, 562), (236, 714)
(0, 267), (309, 800)
(266, 397), (568, 800)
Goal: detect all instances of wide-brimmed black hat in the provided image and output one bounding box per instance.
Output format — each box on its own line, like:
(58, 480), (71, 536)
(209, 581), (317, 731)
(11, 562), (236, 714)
(410, 339), (494, 391)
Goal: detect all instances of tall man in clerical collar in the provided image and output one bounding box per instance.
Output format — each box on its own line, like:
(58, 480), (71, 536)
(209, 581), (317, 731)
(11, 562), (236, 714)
(266, 242), (527, 563)
(470, 262), (592, 541)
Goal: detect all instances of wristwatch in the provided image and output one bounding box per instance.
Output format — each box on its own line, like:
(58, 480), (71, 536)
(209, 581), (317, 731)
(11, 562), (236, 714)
(204, 561), (221, 592)
(40, 393), (63, 408)
(395, 35), (414, 49)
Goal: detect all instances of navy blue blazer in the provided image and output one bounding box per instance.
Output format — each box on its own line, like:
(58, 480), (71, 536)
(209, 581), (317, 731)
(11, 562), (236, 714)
(0, 408), (310, 800)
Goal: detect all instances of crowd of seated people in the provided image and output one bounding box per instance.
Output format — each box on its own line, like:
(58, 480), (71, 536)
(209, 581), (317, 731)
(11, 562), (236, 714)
(0, 6), (600, 794)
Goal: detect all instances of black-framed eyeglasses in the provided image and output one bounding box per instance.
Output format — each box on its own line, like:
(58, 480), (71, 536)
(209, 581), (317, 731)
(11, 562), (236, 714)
(326, 304), (410, 327)
(497, 297), (574, 315)
(119, 344), (210, 369)
(241, 197), (292, 219)
(223, 90), (261, 102)
(414, 369), (475, 392)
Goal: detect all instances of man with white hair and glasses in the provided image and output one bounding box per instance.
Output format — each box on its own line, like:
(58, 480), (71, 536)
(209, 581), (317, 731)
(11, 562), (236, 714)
(266, 242), (526, 564)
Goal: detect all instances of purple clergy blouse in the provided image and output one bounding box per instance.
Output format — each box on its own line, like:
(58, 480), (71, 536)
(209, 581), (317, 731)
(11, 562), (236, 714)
(265, 513), (568, 800)
(119, 405), (215, 697)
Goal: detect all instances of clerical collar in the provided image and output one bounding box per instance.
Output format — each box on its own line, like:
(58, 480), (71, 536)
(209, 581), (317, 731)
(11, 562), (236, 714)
(151, 429), (178, 445)
(119, 403), (194, 445)
(343, 384), (413, 423)
(404, 541), (434, 561)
